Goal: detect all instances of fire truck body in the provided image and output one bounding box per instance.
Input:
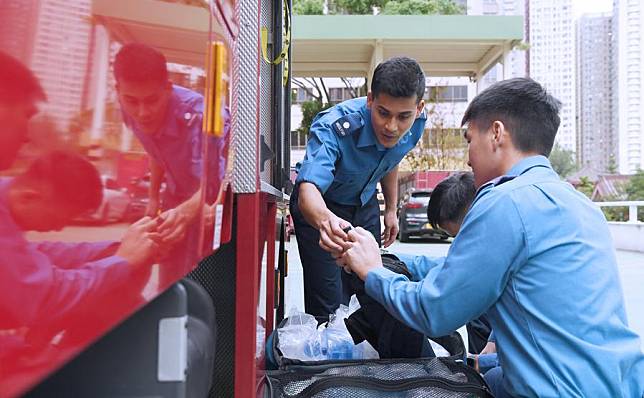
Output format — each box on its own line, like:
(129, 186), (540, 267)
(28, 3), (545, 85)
(0, 1), (288, 397)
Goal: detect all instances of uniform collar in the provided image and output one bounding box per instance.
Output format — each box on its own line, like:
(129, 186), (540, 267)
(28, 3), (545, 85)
(506, 155), (552, 177)
(358, 106), (386, 151)
(475, 155), (552, 197)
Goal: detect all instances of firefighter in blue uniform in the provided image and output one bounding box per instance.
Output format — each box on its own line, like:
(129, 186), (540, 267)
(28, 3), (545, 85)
(114, 43), (229, 283)
(290, 57), (427, 318)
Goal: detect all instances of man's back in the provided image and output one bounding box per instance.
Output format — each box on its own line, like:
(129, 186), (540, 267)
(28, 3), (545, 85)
(476, 158), (644, 397)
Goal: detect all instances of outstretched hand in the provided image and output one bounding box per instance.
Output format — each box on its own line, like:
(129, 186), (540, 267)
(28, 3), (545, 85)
(317, 211), (352, 255)
(340, 227), (383, 280)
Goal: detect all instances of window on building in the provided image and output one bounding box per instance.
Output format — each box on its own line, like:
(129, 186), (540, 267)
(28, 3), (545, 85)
(291, 88), (316, 104)
(290, 130), (308, 150)
(426, 85), (468, 102)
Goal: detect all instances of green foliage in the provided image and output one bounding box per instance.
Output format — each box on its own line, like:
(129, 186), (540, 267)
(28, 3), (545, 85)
(607, 154), (618, 174)
(598, 194), (629, 222)
(334, 0), (385, 14)
(401, 101), (468, 171)
(297, 0), (465, 15)
(625, 170), (644, 221)
(297, 100), (332, 136)
(548, 143), (577, 178)
(576, 176), (595, 198)
(381, 0), (464, 15)
(625, 169), (644, 201)
(293, 0), (325, 14)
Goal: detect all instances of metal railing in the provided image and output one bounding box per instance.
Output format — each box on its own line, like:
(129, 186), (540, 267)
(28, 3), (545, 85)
(595, 201), (644, 223)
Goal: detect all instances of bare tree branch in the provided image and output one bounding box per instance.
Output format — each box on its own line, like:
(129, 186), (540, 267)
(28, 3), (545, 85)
(292, 78), (321, 101)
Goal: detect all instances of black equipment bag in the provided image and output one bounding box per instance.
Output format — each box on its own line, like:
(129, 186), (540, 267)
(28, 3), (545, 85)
(345, 253), (466, 361)
(268, 253), (466, 369)
(262, 357), (493, 397)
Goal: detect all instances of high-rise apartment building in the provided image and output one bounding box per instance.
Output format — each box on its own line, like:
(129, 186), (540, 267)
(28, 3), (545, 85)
(467, 0), (526, 89)
(528, 0), (576, 152)
(30, 0), (92, 129)
(0, 1), (40, 63)
(577, 14), (615, 172)
(614, 0), (644, 174)
(0, 0), (92, 129)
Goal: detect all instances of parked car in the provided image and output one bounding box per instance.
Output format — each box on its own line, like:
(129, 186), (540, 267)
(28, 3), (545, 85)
(75, 176), (131, 224)
(123, 173), (166, 221)
(398, 189), (449, 242)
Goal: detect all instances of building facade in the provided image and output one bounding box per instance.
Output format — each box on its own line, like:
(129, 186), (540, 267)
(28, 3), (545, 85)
(527, 0), (577, 152)
(577, 13), (615, 173)
(614, 0), (644, 174)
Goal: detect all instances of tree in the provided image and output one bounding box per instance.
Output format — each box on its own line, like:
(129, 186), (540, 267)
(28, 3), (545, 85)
(548, 143), (577, 178)
(381, 0), (464, 15)
(294, 0), (465, 15)
(297, 100), (332, 137)
(576, 176), (595, 198)
(607, 154), (618, 174)
(293, 0), (325, 15)
(625, 169), (644, 201)
(334, 0), (384, 14)
(400, 88), (468, 171)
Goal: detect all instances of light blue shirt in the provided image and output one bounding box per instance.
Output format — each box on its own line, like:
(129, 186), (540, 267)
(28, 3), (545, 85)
(366, 156), (644, 397)
(296, 97), (426, 206)
(0, 179), (127, 328)
(123, 85), (228, 207)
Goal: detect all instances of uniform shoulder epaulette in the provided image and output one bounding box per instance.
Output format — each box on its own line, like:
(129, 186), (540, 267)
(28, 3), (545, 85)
(175, 110), (202, 128)
(491, 175), (516, 186)
(475, 175), (516, 196)
(331, 112), (364, 137)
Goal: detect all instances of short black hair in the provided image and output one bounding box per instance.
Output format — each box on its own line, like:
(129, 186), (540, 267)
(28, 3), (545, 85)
(427, 172), (476, 230)
(114, 43), (168, 85)
(0, 51), (46, 103)
(461, 78), (562, 156)
(18, 151), (102, 213)
(371, 57), (425, 103)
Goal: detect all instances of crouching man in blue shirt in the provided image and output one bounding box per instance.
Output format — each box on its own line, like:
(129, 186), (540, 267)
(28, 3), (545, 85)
(339, 78), (644, 397)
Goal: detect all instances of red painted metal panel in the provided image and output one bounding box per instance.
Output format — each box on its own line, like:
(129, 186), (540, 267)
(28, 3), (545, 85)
(264, 201), (277, 341)
(234, 193), (262, 398)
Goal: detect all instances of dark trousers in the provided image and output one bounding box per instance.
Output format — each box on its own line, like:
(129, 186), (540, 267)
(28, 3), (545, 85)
(466, 315), (492, 354)
(290, 185), (381, 318)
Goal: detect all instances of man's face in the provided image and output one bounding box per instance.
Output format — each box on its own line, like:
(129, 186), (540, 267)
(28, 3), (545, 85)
(439, 220), (461, 238)
(0, 100), (38, 170)
(367, 93), (424, 148)
(117, 79), (172, 135)
(465, 122), (499, 188)
(12, 187), (83, 232)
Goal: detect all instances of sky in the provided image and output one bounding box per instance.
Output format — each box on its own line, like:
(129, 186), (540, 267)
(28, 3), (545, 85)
(572, 0), (613, 17)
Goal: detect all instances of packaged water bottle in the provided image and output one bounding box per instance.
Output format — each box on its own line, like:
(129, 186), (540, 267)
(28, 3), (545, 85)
(322, 327), (354, 360)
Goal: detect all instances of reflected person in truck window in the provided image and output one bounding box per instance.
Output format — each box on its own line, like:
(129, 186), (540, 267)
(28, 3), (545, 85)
(113, 43), (228, 284)
(0, 51), (46, 170)
(0, 151), (160, 332)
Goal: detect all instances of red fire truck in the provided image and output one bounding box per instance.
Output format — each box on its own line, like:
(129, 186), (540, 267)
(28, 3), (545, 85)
(0, 1), (289, 397)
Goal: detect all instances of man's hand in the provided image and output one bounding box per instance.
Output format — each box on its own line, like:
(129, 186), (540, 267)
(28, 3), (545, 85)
(317, 211), (352, 255)
(157, 206), (191, 244)
(341, 227), (383, 280)
(381, 209), (399, 247)
(116, 216), (161, 267)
